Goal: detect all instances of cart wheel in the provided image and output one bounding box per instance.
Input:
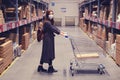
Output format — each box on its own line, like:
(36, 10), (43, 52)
(99, 69), (104, 75)
(76, 63), (79, 66)
(97, 68), (100, 72)
(72, 72), (74, 76)
(71, 70), (74, 76)
(69, 68), (74, 76)
(70, 62), (73, 65)
(70, 66), (72, 70)
(99, 71), (103, 75)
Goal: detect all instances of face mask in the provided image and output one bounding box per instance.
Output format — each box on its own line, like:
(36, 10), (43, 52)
(49, 15), (54, 19)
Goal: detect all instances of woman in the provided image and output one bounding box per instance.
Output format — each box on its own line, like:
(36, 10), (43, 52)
(37, 10), (64, 73)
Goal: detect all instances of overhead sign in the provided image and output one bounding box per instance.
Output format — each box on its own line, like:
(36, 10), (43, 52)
(51, 2), (55, 6)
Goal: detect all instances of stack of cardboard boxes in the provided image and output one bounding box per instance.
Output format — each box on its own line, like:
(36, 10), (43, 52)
(19, 3), (37, 20)
(31, 4), (37, 18)
(83, 23), (87, 33)
(5, 7), (17, 21)
(87, 22), (92, 37)
(37, 9), (43, 18)
(79, 18), (84, 28)
(9, 33), (18, 44)
(0, 10), (5, 24)
(116, 35), (120, 65)
(100, 28), (106, 49)
(0, 40), (13, 74)
(85, 7), (88, 17)
(94, 26), (106, 49)
(108, 33), (116, 58)
(0, 58), (3, 74)
(92, 25), (98, 40)
(22, 33), (30, 50)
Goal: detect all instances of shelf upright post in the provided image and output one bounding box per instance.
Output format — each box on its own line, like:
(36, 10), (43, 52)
(97, 0), (100, 18)
(41, 0), (44, 22)
(111, 0), (117, 34)
(15, 0), (19, 44)
(30, 0), (33, 42)
(89, 0), (92, 17)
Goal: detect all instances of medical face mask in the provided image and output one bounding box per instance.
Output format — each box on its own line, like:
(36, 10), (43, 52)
(49, 15), (54, 19)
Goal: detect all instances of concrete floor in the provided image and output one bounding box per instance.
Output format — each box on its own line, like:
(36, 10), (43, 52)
(0, 27), (120, 80)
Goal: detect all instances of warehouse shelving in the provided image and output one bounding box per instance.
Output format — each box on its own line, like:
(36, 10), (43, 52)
(0, 0), (48, 74)
(79, 0), (120, 66)
(79, 0), (120, 30)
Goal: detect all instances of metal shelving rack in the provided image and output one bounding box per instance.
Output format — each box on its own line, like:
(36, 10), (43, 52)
(79, 0), (120, 31)
(0, 0), (48, 33)
(79, 0), (120, 61)
(0, 0), (48, 57)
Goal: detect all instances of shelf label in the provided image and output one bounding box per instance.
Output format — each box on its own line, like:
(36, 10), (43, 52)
(7, 23), (12, 30)
(19, 21), (22, 26)
(24, 20), (27, 24)
(12, 23), (15, 29)
(108, 21), (112, 27)
(116, 22), (120, 30)
(3, 24), (7, 32)
(15, 21), (20, 27)
(105, 20), (108, 26)
(0, 25), (3, 33)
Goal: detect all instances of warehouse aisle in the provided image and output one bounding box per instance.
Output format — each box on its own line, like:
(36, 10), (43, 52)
(0, 27), (120, 80)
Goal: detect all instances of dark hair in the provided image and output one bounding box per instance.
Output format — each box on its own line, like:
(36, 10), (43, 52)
(45, 10), (54, 25)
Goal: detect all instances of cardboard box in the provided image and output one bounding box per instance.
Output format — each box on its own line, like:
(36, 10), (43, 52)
(116, 43), (120, 51)
(0, 18), (5, 24)
(0, 37), (6, 45)
(108, 33), (114, 45)
(83, 24), (87, 33)
(97, 26), (102, 39)
(0, 63), (5, 74)
(116, 35), (120, 43)
(101, 28), (106, 41)
(22, 33), (29, 50)
(32, 31), (37, 40)
(9, 33), (18, 43)
(0, 40), (13, 74)
(0, 40), (12, 53)
(0, 58), (3, 65)
(116, 50), (120, 65)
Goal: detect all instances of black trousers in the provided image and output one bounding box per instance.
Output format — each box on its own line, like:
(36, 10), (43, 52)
(40, 59), (52, 66)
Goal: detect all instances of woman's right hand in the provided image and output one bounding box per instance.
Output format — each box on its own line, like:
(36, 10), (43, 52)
(60, 31), (65, 36)
(60, 31), (68, 38)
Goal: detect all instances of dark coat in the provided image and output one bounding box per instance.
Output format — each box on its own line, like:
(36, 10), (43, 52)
(40, 21), (60, 63)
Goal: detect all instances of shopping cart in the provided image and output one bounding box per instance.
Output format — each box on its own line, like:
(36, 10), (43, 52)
(68, 37), (105, 76)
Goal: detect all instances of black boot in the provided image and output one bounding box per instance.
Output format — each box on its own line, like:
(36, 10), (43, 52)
(37, 65), (47, 72)
(48, 66), (58, 73)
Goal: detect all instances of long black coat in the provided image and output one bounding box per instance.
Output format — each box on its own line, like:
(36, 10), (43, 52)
(40, 21), (60, 63)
